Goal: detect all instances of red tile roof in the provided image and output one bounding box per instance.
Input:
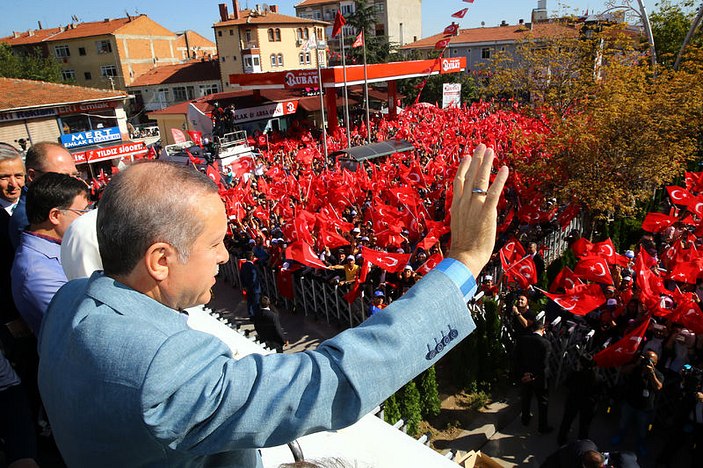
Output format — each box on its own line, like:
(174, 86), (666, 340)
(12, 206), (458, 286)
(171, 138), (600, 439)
(129, 61), (221, 87)
(0, 78), (127, 111)
(0, 15), (170, 46)
(175, 30), (216, 50)
(401, 22), (579, 50)
(214, 9), (328, 27)
(295, 0), (338, 7)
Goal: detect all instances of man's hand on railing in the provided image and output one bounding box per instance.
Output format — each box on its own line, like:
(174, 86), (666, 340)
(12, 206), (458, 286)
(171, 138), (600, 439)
(448, 144), (509, 279)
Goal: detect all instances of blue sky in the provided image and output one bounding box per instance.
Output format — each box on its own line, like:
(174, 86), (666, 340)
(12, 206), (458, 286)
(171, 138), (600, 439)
(2, 0), (660, 41)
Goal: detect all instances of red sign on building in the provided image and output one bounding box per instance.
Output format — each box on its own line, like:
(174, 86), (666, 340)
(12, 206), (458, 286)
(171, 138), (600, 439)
(72, 141), (148, 164)
(284, 70), (319, 89)
(57, 101), (115, 115)
(440, 57), (465, 74)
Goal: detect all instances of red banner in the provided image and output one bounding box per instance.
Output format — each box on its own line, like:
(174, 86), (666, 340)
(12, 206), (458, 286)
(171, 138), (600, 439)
(284, 70), (320, 89)
(440, 57), (466, 74)
(73, 141), (148, 164)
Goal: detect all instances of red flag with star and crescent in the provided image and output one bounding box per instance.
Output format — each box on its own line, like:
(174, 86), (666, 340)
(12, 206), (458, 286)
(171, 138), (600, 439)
(417, 252), (444, 275)
(285, 241), (328, 269)
(503, 255), (538, 289)
(594, 317), (651, 368)
(361, 247), (411, 274)
(641, 212), (677, 233)
(549, 266), (582, 293)
(541, 284), (606, 316)
(574, 255), (614, 284)
(451, 8), (468, 18)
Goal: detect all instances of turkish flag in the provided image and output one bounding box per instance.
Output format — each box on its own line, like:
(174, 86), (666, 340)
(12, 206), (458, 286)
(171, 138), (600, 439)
(451, 8), (468, 18)
(667, 186), (694, 206)
(343, 260), (371, 304)
(594, 317), (651, 368)
(499, 238), (526, 267)
(641, 212), (677, 233)
(318, 228), (350, 250)
(504, 255), (538, 289)
(443, 24), (459, 36)
(331, 10), (346, 38)
(549, 266), (581, 293)
(557, 203), (581, 230)
(571, 237), (593, 257)
(187, 130), (203, 147)
(285, 241), (327, 269)
(206, 164), (223, 188)
(593, 238), (626, 266)
(574, 255), (614, 284)
(541, 284), (606, 316)
(276, 266), (299, 300)
(417, 252), (444, 275)
(686, 195), (703, 218)
(671, 300), (703, 334)
(668, 260), (703, 284)
(435, 38), (450, 50)
(171, 128), (187, 144)
(185, 148), (204, 165)
(352, 31), (364, 48)
(361, 246), (411, 274)
(685, 172), (703, 194)
(230, 156), (255, 178)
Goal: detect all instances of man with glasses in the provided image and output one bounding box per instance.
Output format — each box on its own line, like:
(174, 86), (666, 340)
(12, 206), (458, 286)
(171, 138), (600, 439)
(11, 173), (89, 336)
(8, 142), (80, 250)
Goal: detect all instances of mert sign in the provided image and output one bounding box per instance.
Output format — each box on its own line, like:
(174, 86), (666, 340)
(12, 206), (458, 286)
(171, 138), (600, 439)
(60, 127), (122, 149)
(440, 57), (465, 74)
(284, 70), (319, 89)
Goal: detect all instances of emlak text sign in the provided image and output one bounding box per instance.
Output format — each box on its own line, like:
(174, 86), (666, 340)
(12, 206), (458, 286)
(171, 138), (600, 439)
(60, 126), (121, 149)
(233, 100), (298, 124)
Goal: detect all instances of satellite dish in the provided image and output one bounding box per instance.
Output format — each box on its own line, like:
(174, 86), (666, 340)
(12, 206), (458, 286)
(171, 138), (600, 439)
(481, 21), (485, 27)
(262, 3), (269, 12)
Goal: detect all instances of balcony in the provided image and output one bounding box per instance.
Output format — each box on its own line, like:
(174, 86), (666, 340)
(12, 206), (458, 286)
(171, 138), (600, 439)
(240, 40), (260, 52)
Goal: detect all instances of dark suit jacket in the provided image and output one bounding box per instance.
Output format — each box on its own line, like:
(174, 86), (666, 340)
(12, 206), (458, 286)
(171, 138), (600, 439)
(541, 439), (600, 468)
(254, 306), (286, 347)
(0, 209), (19, 324)
(239, 260), (261, 293)
(515, 332), (552, 385)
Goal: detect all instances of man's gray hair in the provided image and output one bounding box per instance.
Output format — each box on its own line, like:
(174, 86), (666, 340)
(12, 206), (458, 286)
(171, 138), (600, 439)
(0, 142), (22, 163)
(97, 161), (219, 276)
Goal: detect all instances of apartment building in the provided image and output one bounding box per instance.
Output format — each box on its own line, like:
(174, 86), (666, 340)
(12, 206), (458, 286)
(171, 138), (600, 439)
(0, 15), (194, 90)
(214, 1), (328, 88)
(294, 0), (422, 49)
(127, 60), (222, 112)
(175, 30), (218, 61)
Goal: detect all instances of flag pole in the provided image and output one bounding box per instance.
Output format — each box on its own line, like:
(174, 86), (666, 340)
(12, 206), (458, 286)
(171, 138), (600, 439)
(314, 33), (329, 160)
(361, 31), (371, 144)
(340, 25), (351, 148)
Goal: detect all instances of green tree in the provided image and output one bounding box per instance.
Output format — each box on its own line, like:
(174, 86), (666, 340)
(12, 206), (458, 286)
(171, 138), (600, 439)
(383, 393), (402, 425)
(400, 380), (422, 437)
(344, 0), (397, 64)
(650, 0), (702, 68)
(397, 72), (478, 107)
(0, 44), (62, 83)
(418, 366), (441, 418)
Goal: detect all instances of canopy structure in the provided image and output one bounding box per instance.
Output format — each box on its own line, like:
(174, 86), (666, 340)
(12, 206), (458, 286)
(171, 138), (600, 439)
(330, 139), (414, 171)
(228, 58), (466, 131)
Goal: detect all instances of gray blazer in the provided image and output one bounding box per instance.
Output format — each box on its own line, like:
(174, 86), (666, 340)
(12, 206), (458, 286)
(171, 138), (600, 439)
(38, 269), (474, 467)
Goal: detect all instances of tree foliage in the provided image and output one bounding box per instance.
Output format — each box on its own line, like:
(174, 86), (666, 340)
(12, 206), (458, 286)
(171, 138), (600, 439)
(650, 0), (702, 68)
(478, 22), (702, 217)
(399, 380), (422, 437)
(418, 366), (441, 418)
(397, 72), (479, 107)
(344, 0), (398, 64)
(0, 43), (62, 83)
(383, 393), (402, 426)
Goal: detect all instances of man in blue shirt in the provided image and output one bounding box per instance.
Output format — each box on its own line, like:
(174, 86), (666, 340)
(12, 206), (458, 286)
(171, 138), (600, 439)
(8, 142), (79, 250)
(38, 145), (508, 467)
(11, 173), (90, 336)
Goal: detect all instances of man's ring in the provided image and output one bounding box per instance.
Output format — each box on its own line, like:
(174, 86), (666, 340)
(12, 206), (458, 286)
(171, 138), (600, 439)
(472, 188), (488, 196)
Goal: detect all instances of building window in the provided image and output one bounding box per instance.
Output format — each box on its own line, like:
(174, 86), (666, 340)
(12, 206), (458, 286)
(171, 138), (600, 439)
(304, 28), (310, 39)
(173, 86), (188, 101)
(229, 29), (234, 36)
(100, 65), (118, 77)
(481, 47), (491, 59)
(253, 56), (260, 66)
(342, 4), (354, 15)
(270, 54), (277, 67)
(84, 71), (92, 80)
(277, 53), (283, 66)
(54, 45), (70, 58)
(78, 47), (86, 56)
(245, 29), (252, 42)
(268, 29), (275, 42)
(297, 28), (304, 40)
(299, 52), (304, 65)
(96, 40), (112, 54)
(61, 69), (75, 81)
(156, 88), (170, 103)
(199, 84), (219, 96)
(221, 56), (226, 62)
(244, 57), (253, 68)
(305, 52), (311, 64)
(375, 24), (385, 36)
(314, 11), (322, 20)
(218, 30), (222, 37)
(275, 28), (281, 41)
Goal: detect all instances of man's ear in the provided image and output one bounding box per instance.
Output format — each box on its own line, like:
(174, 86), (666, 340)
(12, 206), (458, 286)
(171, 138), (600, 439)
(27, 168), (39, 183)
(143, 242), (175, 281)
(47, 207), (62, 228)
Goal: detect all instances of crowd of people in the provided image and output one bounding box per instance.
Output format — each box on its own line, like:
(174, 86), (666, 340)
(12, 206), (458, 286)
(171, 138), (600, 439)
(1, 99), (703, 466)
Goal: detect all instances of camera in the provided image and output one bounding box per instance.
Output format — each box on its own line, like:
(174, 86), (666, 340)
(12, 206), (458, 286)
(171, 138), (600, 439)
(681, 364), (703, 394)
